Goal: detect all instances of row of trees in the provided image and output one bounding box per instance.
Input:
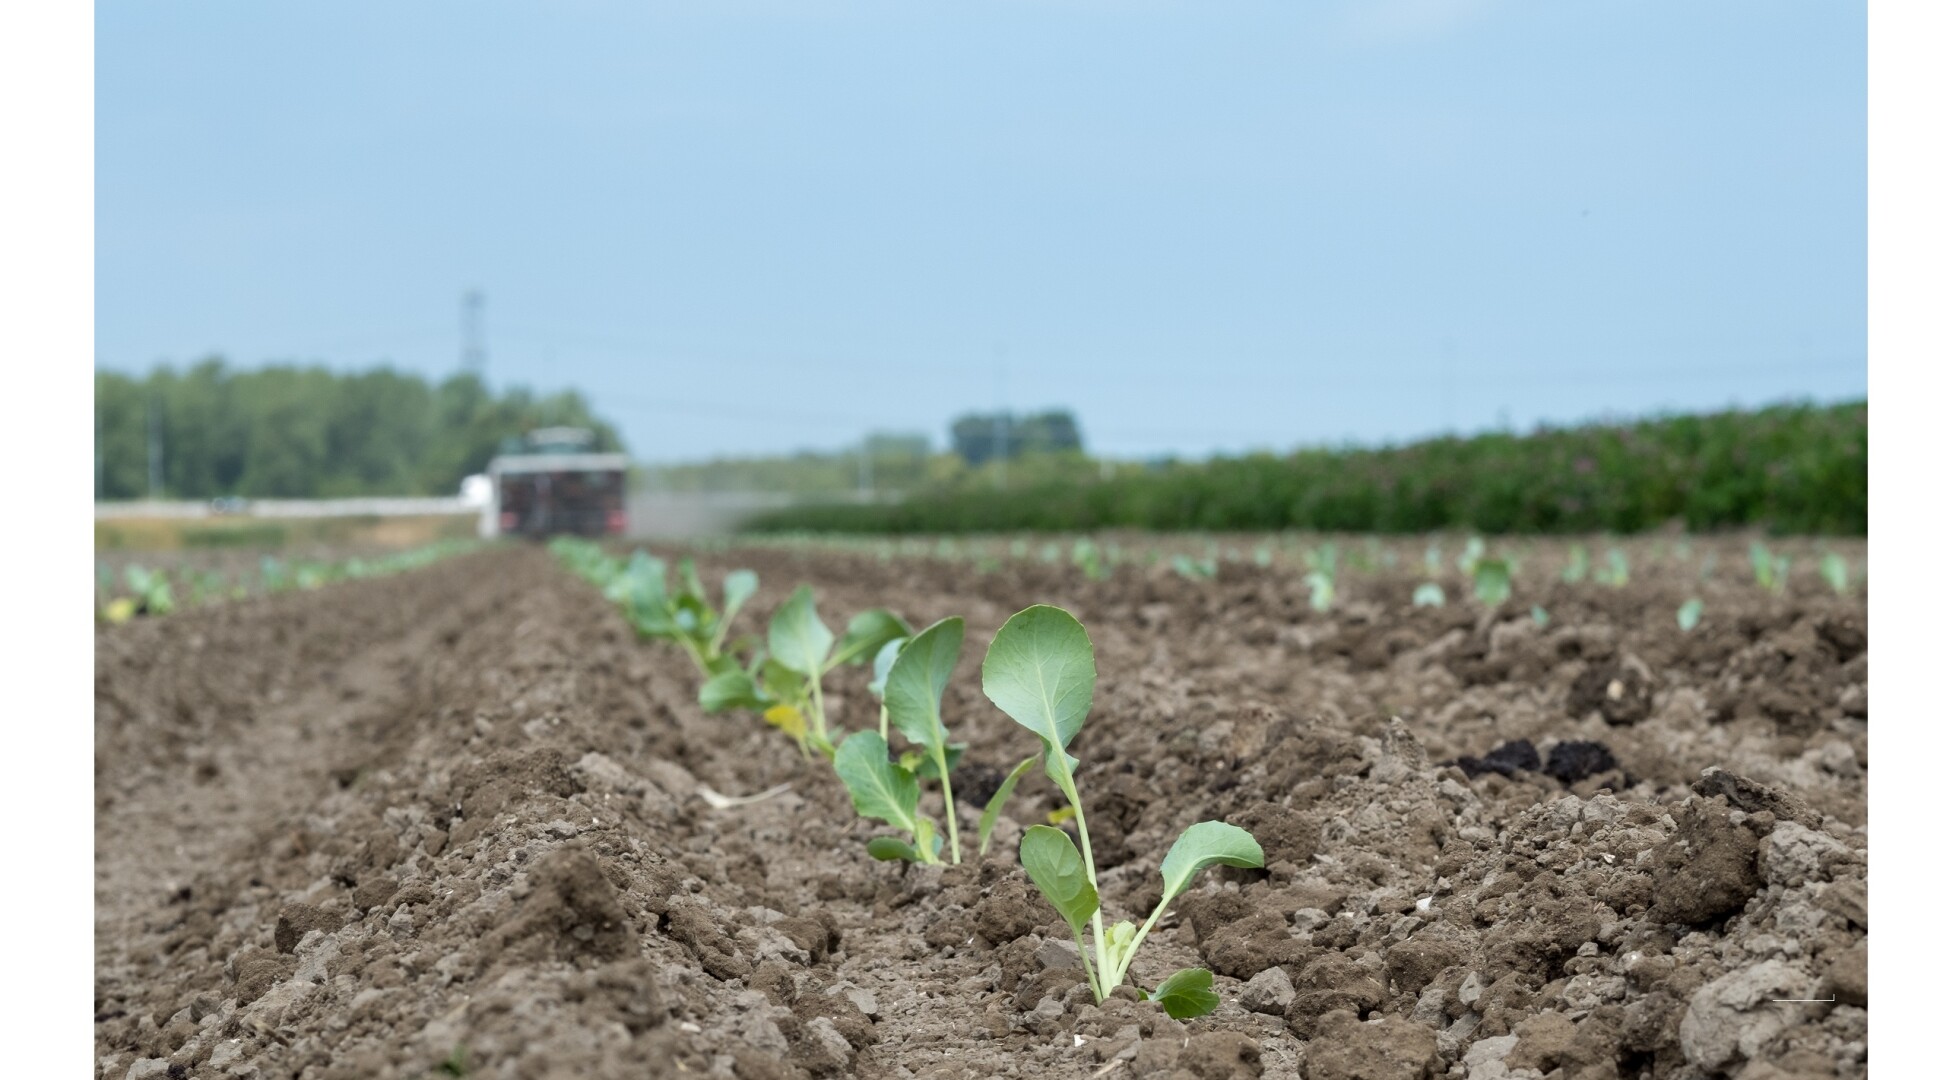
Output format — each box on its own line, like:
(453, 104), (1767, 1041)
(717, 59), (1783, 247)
(94, 360), (624, 500)
(949, 410), (1083, 466)
(752, 402), (1867, 536)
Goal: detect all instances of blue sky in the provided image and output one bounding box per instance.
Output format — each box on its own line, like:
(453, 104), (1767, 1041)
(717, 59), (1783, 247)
(96, 0), (1866, 462)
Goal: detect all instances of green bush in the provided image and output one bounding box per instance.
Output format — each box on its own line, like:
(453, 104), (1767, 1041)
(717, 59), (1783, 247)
(747, 402), (1865, 536)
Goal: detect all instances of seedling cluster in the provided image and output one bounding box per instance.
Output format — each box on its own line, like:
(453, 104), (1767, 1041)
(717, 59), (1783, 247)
(96, 541), (481, 624)
(551, 540), (1266, 1017)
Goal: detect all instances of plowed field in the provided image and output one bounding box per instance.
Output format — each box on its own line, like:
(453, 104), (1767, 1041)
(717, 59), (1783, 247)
(94, 542), (1867, 1079)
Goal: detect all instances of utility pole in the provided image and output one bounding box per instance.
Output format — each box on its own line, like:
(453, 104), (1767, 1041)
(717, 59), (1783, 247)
(462, 289), (487, 381)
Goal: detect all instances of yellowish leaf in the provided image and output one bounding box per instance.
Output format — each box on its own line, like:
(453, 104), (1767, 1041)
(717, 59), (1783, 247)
(1046, 805), (1076, 825)
(763, 704), (807, 740)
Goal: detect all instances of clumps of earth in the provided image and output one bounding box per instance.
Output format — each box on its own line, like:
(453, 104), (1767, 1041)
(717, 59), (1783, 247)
(95, 543), (1867, 1078)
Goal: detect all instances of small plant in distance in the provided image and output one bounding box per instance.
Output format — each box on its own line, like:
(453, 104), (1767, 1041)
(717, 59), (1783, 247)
(1472, 557), (1512, 607)
(1677, 598), (1704, 633)
(982, 605), (1264, 1015)
(123, 565), (177, 617)
(699, 585), (909, 756)
(1561, 543), (1590, 584)
(1072, 538), (1110, 581)
(1411, 582), (1446, 608)
(1594, 547), (1630, 588)
(1304, 543), (1338, 613)
(1169, 553), (1217, 581)
(603, 548), (759, 677)
(1749, 542), (1790, 595)
(1529, 604), (1551, 629)
(1821, 552), (1850, 596)
(836, 617), (970, 863)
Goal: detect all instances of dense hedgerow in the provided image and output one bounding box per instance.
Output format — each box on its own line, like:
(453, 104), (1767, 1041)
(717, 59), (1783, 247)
(747, 401), (1866, 536)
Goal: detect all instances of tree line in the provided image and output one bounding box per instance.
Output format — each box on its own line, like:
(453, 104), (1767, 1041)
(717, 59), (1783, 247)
(750, 401), (1867, 536)
(94, 360), (624, 500)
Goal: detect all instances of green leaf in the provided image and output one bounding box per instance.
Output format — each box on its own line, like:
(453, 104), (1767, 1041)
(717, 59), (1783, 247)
(1147, 968), (1219, 1019)
(1104, 920), (1137, 960)
(885, 617), (964, 758)
(769, 585), (834, 676)
(913, 817), (941, 860)
(1158, 821), (1265, 903)
(977, 755), (1039, 856)
(902, 743), (965, 780)
(720, 569), (758, 628)
(1411, 582), (1446, 608)
(758, 657), (806, 705)
(831, 609), (914, 669)
(1019, 825), (1098, 936)
(982, 605), (1095, 753)
(865, 837), (922, 862)
(1473, 558), (1512, 606)
(867, 637), (906, 699)
(1677, 598), (1704, 633)
(833, 731), (921, 834)
(1821, 553), (1849, 596)
(676, 557), (707, 605)
(699, 668), (766, 714)
(1305, 571), (1335, 612)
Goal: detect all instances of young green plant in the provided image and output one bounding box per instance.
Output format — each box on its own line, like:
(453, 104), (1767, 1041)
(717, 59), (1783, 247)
(834, 617), (971, 863)
(982, 605), (1264, 1015)
(1677, 598), (1703, 632)
(1304, 543), (1337, 613)
(1472, 557), (1512, 607)
(699, 585), (910, 756)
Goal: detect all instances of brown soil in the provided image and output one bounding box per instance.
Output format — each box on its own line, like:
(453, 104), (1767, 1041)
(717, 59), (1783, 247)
(95, 542), (1867, 1079)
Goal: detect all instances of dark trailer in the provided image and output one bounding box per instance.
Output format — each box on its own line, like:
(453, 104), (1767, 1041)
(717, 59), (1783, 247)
(484, 430), (630, 539)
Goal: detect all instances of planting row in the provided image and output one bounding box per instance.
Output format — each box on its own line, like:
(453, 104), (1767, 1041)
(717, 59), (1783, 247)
(549, 537), (1268, 1016)
(94, 540), (484, 623)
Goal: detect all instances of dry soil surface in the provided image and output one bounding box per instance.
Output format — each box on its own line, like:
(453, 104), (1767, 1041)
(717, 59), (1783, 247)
(94, 543), (1867, 1079)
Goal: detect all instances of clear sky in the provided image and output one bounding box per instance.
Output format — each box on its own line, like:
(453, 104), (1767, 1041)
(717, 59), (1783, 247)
(96, 1), (1866, 463)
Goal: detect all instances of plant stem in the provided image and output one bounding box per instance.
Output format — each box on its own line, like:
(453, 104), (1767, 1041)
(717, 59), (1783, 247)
(878, 703), (888, 740)
(1063, 780), (1113, 998)
(1073, 923), (1104, 1003)
(809, 677), (831, 754)
(675, 635), (710, 676)
(937, 752), (961, 864)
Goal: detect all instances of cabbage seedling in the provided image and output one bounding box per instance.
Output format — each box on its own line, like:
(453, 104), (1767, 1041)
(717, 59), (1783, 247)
(1072, 539), (1110, 581)
(1529, 604), (1551, 629)
(702, 585), (911, 756)
(1561, 544), (1589, 584)
(1677, 598), (1703, 632)
(1472, 558), (1512, 607)
(610, 550), (760, 676)
(1821, 553), (1850, 596)
(1411, 582), (1446, 608)
(1170, 554), (1216, 581)
(876, 616), (968, 862)
(983, 605), (1264, 1014)
(1749, 542), (1790, 595)
(1304, 544), (1338, 613)
(122, 565), (176, 617)
(833, 730), (943, 864)
(1594, 548), (1630, 588)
